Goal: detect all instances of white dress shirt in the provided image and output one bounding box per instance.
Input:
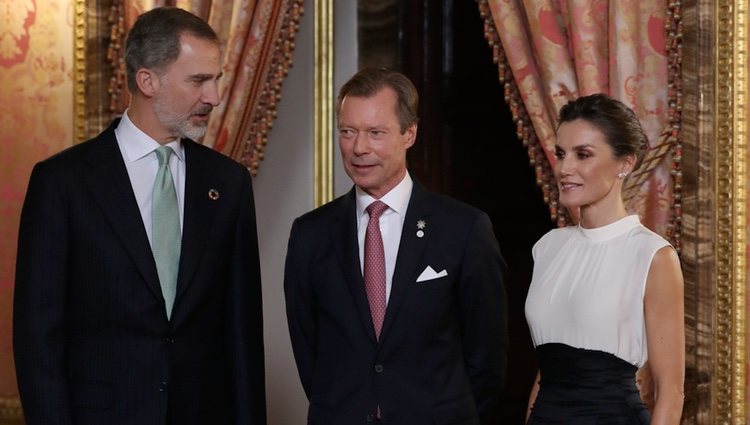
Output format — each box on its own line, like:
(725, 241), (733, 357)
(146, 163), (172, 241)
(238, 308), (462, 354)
(356, 172), (413, 304)
(114, 110), (185, 247)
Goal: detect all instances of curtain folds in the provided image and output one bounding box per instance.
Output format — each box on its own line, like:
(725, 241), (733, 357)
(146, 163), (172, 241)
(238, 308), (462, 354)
(479, 0), (682, 247)
(110, 0), (303, 175)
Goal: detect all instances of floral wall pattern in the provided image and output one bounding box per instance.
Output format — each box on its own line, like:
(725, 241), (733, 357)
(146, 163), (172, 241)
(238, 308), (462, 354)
(0, 0), (74, 402)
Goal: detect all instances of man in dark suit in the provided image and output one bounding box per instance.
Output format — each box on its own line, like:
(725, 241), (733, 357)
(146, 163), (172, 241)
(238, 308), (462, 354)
(13, 7), (265, 425)
(284, 68), (508, 425)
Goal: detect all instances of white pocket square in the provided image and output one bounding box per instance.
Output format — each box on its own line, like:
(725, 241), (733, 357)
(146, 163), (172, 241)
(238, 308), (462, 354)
(416, 266), (448, 282)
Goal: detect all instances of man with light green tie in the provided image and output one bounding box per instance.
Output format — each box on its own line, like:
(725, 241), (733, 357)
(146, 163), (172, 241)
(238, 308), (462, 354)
(14, 7), (266, 425)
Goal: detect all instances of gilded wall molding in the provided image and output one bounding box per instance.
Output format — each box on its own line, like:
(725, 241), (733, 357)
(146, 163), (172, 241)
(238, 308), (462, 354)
(314, 0), (334, 207)
(74, 0), (87, 143)
(714, 0), (747, 422)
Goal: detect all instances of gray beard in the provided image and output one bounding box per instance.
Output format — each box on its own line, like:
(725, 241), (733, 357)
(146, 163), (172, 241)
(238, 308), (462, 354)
(154, 101), (209, 141)
(172, 120), (207, 141)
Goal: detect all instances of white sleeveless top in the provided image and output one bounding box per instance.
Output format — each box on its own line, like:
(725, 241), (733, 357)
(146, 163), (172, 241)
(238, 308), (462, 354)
(525, 215), (670, 367)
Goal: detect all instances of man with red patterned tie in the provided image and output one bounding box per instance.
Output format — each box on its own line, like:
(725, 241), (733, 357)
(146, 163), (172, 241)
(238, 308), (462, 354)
(284, 68), (508, 425)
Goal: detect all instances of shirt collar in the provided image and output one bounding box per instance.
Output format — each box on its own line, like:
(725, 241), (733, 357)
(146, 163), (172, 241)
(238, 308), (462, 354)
(355, 172), (413, 219)
(115, 109), (185, 163)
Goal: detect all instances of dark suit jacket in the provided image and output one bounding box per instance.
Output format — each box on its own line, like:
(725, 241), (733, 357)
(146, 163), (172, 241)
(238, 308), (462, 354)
(14, 120), (266, 425)
(284, 182), (508, 425)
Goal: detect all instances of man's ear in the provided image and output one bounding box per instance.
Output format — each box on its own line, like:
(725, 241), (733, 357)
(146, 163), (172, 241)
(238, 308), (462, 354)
(404, 123), (417, 149)
(135, 69), (160, 97)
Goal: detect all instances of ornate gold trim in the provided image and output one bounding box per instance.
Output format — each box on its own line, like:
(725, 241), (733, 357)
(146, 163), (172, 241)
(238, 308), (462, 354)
(237, 0), (305, 175)
(314, 0), (334, 207)
(477, 0), (564, 225)
(73, 0), (87, 143)
(715, 0), (747, 422)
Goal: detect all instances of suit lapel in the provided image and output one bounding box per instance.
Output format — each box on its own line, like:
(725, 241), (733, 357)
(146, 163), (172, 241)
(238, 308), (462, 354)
(379, 183), (432, 342)
(175, 140), (219, 300)
(332, 189), (379, 343)
(85, 122), (163, 302)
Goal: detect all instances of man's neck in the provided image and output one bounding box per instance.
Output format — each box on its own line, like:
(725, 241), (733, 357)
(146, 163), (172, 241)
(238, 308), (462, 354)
(127, 101), (175, 145)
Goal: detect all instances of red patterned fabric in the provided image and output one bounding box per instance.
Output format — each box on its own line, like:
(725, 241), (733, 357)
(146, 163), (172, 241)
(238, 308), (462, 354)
(481, 0), (681, 240)
(364, 201), (389, 340)
(193, 0), (303, 175)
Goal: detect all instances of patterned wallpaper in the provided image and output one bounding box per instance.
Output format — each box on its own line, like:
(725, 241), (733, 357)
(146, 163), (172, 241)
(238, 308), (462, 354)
(0, 0), (74, 398)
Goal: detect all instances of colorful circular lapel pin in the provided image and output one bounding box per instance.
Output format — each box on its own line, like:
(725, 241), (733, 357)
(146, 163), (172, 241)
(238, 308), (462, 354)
(208, 189), (219, 201)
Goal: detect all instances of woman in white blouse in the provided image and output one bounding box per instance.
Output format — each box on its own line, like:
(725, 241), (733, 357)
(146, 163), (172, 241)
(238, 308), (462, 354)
(524, 94), (684, 424)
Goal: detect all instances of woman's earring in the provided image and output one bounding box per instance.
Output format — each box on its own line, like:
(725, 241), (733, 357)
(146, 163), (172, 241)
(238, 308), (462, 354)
(617, 171), (628, 179)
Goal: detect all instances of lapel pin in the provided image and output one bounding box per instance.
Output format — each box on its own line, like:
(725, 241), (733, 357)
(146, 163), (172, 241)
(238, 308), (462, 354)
(208, 189), (220, 201)
(416, 220), (426, 238)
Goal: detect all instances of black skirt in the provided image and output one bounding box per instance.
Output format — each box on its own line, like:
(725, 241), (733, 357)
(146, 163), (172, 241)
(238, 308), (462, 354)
(527, 343), (651, 425)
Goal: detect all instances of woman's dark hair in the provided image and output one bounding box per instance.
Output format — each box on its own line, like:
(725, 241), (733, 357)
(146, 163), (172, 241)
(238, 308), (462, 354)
(558, 93), (648, 170)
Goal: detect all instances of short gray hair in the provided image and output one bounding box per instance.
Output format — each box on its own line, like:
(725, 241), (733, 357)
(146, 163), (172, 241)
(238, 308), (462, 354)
(124, 7), (219, 93)
(337, 68), (419, 133)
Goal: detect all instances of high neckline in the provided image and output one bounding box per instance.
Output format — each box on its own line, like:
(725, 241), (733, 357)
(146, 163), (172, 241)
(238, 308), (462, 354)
(577, 215), (640, 241)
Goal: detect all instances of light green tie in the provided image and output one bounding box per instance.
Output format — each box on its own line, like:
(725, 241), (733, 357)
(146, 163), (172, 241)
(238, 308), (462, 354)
(152, 146), (181, 319)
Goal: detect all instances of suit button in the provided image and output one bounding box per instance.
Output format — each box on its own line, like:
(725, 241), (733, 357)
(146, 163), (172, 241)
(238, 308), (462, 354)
(374, 364), (384, 373)
(158, 381), (168, 392)
(166, 337), (175, 344)
(365, 413), (375, 422)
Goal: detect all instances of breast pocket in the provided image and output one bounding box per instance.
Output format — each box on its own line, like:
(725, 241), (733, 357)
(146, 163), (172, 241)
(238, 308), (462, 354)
(415, 274), (452, 292)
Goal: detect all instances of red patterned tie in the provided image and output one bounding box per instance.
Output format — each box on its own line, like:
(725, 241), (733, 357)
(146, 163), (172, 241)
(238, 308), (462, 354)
(364, 200), (389, 340)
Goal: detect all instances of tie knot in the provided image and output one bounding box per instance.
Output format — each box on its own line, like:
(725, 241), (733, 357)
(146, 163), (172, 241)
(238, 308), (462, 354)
(155, 146), (173, 166)
(366, 200), (389, 220)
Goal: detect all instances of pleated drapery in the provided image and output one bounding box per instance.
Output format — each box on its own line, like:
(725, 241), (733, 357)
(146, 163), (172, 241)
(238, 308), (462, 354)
(479, 0), (682, 248)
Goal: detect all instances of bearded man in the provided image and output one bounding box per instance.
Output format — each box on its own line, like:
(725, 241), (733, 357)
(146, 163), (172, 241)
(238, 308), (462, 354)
(14, 7), (266, 425)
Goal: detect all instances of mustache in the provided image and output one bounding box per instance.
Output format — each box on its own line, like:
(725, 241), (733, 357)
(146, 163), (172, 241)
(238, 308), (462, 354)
(192, 106), (213, 116)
